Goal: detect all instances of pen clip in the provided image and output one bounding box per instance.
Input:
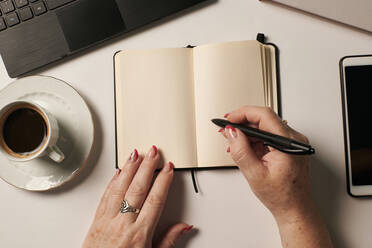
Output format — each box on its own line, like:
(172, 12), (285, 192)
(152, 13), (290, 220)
(263, 142), (311, 155)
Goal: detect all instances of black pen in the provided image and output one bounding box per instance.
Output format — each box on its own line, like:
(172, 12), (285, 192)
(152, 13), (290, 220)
(212, 119), (315, 155)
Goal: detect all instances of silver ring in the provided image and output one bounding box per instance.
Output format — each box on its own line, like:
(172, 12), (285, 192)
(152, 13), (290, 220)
(120, 200), (140, 214)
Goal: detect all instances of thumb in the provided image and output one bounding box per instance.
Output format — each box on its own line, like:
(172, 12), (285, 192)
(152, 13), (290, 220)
(155, 223), (193, 248)
(225, 126), (267, 177)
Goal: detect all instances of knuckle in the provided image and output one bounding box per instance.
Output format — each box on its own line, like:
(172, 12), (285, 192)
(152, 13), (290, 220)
(280, 126), (291, 137)
(301, 134), (310, 144)
(89, 226), (104, 241)
(127, 183), (147, 198)
(231, 146), (249, 165)
(146, 194), (165, 208)
(289, 130), (310, 144)
(108, 226), (123, 243)
(111, 186), (125, 198)
(131, 229), (148, 245)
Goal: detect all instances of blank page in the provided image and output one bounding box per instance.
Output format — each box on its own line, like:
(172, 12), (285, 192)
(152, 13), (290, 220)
(115, 48), (197, 168)
(193, 41), (266, 167)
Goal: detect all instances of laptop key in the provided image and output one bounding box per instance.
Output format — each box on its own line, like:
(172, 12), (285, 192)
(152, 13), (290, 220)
(0, 17), (6, 31)
(45, 0), (76, 10)
(18, 6), (33, 21)
(32, 1), (46, 16)
(15, 0), (29, 8)
(5, 12), (20, 27)
(0, 0), (15, 14)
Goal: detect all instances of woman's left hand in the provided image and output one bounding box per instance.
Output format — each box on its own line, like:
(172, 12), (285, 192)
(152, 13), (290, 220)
(83, 146), (193, 248)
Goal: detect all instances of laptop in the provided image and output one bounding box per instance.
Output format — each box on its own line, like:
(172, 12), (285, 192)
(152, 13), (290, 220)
(0, 0), (209, 78)
(265, 0), (372, 33)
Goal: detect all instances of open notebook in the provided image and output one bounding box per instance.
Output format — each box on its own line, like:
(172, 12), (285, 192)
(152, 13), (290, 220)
(114, 40), (279, 169)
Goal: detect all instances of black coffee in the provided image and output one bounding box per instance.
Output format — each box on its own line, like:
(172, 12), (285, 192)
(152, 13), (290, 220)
(2, 108), (47, 154)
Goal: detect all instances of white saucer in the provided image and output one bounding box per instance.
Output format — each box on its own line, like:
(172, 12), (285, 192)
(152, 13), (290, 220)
(0, 76), (94, 191)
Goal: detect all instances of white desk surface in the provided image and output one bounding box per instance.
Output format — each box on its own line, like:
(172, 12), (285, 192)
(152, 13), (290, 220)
(1, 1), (372, 247)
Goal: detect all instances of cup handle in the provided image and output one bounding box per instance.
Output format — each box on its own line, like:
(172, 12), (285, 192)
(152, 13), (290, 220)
(48, 146), (65, 163)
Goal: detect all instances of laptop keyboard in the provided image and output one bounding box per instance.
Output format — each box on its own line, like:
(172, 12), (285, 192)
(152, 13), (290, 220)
(0, 0), (76, 32)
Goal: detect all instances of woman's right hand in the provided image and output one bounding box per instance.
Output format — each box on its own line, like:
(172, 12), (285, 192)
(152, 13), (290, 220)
(221, 106), (333, 248)
(222, 106), (312, 219)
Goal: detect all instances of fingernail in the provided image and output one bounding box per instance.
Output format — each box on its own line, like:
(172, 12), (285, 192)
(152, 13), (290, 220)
(147, 145), (157, 159)
(152, 145), (158, 156)
(226, 125), (237, 138)
(218, 128), (224, 133)
(116, 168), (121, 176)
(224, 113), (230, 118)
(182, 225), (194, 233)
(227, 147), (230, 153)
(130, 149), (138, 162)
(164, 161), (174, 172)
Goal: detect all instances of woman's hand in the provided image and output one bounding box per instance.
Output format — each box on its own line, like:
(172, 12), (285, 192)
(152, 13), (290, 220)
(221, 106), (311, 218)
(221, 106), (333, 248)
(83, 146), (193, 248)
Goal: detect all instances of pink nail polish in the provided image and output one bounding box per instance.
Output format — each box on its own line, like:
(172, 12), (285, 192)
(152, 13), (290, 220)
(164, 161), (174, 172)
(227, 147), (230, 153)
(130, 149), (138, 162)
(226, 125), (236, 131)
(152, 145), (158, 156)
(224, 113), (230, 118)
(116, 168), (121, 176)
(183, 225), (194, 233)
(218, 128), (224, 133)
(226, 125), (237, 138)
(147, 145), (158, 158)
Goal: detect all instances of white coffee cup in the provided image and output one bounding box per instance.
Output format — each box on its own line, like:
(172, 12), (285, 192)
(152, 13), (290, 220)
(0, 101), (65, 163)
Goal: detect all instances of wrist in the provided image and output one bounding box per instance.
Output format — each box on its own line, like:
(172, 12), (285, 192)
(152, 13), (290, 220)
(272, 199), (318, 227)
(271, 199), (334, 248)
